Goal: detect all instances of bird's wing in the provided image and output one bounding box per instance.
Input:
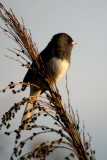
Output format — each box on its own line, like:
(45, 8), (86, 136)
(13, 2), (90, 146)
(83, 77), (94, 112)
(22, 64), (34, 91)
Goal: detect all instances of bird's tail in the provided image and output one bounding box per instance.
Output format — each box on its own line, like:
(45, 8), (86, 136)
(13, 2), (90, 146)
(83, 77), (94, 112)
(21, 87), (41, 129)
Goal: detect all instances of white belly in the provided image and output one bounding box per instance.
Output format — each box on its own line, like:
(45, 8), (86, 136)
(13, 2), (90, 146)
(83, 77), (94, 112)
(46, 57), (70, 84)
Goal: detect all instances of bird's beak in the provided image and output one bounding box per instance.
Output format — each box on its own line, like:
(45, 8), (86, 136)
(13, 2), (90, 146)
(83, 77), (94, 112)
(72, 41), (77, 45)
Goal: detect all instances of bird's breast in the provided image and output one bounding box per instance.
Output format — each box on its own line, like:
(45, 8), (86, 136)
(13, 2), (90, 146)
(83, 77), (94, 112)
(45, 57), (70, 84)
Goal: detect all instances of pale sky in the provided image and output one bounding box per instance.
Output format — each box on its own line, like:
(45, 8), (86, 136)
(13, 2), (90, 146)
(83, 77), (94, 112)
(0, 0), (107, 160)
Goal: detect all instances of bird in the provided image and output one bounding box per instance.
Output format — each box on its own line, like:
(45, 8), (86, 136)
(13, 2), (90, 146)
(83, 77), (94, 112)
(21, 33), (76, 129)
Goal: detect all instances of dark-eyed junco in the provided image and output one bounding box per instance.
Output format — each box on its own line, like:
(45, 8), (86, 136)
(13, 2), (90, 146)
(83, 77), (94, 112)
(21, 33), (76, 128)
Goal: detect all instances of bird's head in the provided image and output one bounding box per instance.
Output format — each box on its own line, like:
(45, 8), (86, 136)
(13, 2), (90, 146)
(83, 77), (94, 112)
(52, 33), (77, 53)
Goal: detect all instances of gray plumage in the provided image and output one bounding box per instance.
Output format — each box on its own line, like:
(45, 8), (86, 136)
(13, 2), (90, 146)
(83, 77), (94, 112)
(21, 33), (76, 128)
